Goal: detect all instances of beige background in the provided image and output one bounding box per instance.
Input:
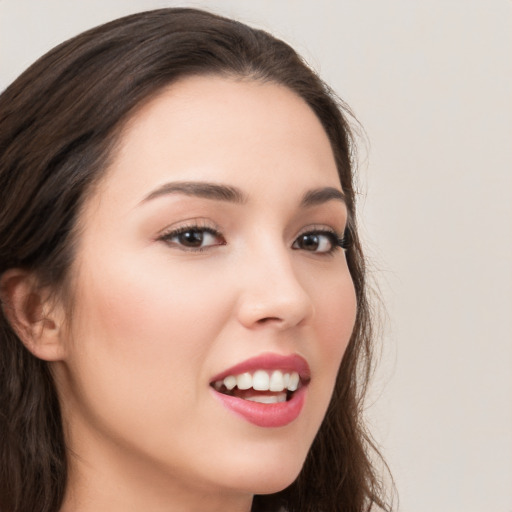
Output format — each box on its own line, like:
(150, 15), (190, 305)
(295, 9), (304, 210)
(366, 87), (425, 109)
(1, 1), (511, 511)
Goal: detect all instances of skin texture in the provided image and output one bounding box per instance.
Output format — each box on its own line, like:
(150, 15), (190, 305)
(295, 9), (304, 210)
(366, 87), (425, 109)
(49, 76), (357, 512)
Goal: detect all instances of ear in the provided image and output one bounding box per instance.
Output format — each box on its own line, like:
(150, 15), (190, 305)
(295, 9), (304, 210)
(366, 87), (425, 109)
(0, 268), (67, 361)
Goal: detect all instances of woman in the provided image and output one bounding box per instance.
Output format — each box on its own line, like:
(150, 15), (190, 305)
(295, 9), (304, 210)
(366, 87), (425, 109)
(0, 8), (391, 512)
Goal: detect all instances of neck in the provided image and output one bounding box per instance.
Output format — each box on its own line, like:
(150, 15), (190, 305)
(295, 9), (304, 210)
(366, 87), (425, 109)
(59, 424), (253, 512)
(61, 456), (253, 512)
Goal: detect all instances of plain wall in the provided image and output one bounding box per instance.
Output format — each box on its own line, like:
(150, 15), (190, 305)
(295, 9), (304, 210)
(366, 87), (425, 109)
(1, 1), (511, 511)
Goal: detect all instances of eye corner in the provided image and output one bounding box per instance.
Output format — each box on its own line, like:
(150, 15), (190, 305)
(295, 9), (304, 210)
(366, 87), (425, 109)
(336, 235), (349, 252)
(337, 227), (353, 252)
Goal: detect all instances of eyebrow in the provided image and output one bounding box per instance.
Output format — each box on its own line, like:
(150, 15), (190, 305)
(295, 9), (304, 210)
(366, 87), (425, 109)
(299, 187), (346, 207)
(141, 181), (346, 207)
(142, 181), (248, 204)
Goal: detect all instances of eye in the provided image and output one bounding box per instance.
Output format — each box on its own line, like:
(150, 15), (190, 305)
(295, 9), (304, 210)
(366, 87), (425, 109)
(292, 230), (345, 254)
(159, 226), (225, 251)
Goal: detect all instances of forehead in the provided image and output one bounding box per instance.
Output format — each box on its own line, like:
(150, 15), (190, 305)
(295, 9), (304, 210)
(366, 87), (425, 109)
(91, 75), (341, 210)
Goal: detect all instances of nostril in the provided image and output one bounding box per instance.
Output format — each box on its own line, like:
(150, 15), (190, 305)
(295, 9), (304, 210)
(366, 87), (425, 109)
(256, 316), (281, 324)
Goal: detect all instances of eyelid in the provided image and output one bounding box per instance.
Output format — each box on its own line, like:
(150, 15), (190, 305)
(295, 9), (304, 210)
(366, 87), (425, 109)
(156, 218), (226, 253)
(294, 224), (345, 241)
(156, 218), (221, 240)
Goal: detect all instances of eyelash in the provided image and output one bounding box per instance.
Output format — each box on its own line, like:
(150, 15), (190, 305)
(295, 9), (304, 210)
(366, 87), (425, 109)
(292, 228), (348, 255)
(158, 223), (348, 255)
(158, 222), (225, 253)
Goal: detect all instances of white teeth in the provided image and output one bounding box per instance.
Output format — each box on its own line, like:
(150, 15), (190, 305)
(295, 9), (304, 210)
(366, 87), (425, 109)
(223, 375), (237, 390)
(269, 370), (285, 392)
(245, 393), (287, 404)
(288, 372), (300, 392)
(214, 370), (301, 393)
(252, 370), (270, 391)
(236, 372), (252, 390)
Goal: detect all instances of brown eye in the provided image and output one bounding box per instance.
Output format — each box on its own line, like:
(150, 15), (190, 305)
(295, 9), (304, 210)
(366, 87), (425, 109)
(160, 227), (225, 251)
(292, 231), (338, 253)
(178, 229), (206, 247)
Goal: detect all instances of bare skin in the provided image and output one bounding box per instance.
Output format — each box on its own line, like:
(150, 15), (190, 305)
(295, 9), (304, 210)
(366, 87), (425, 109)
(41, 77), (356, 511)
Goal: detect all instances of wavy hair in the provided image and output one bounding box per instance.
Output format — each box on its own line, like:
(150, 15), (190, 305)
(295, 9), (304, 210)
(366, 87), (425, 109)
(0, 8), (392, 512)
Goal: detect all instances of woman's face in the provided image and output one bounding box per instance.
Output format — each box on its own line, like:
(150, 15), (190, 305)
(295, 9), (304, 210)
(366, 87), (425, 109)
(54, 76), (357, 509)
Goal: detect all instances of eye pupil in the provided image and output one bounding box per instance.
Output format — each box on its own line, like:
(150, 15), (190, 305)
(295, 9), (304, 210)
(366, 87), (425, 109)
(300, 233), (320, 251)
(179, 230), (203, 247)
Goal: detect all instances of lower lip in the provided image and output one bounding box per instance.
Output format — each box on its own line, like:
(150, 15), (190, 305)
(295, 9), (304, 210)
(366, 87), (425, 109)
(211, 386), (307, 428)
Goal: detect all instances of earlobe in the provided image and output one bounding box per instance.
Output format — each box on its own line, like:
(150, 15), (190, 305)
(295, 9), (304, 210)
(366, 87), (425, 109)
(0, 269), (66, 361)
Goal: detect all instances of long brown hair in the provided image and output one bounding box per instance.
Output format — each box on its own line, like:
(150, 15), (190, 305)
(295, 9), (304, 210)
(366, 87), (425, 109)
(0, 8), (391, 512)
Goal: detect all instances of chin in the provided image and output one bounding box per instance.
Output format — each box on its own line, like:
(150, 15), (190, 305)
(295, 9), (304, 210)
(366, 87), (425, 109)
(217, 444), (308, 496)
(250, 469), (302, 496)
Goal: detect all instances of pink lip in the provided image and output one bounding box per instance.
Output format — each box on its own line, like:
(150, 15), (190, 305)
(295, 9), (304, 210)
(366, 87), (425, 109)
(211, 386), (307, 428)
(209, 353), (310, 428)
(209, 352), (311, 383)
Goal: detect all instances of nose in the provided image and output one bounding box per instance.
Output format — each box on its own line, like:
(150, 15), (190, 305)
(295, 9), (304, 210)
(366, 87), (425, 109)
(235, 248), (315, 330)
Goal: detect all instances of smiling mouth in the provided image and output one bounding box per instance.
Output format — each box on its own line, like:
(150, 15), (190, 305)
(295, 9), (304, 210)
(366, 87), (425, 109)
(210, 369), (306, 404)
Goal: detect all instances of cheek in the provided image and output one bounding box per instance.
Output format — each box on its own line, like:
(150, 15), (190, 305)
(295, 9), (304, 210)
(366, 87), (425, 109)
(74, 252), (226, 358)
(313, 269), (357, 353)
(308, 271), (357, 405)
(65, 253), (230, 425)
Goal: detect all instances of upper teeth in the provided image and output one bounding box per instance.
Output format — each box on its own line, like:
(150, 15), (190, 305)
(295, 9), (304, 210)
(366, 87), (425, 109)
(213, 370), (300, 393)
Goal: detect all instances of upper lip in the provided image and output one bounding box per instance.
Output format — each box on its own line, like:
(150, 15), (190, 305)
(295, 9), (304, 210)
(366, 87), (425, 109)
(209, 352), (311, 384)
